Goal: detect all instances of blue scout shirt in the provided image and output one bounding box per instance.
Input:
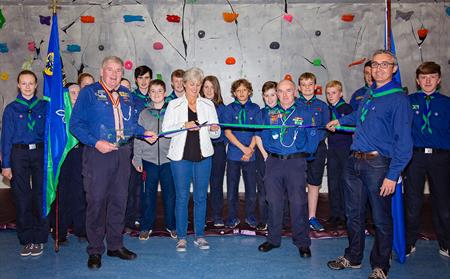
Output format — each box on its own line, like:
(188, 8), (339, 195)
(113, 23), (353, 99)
(70, 82), (144, 147)
(409, 91), (450, 150)
(131, 88), (150, 114)
(212, 103), (227, 143)
(328, 98), (353, 148)
(296, 95), (330, 142)
(339, 80), (413, 181)
(260, 103), (320, 155)
(223, 99), (261, 161)
(1, 94), (47, 168)
(349, 86), (370, 111)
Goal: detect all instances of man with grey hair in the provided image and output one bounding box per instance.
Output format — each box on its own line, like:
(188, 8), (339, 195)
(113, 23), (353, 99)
(326, 50), (413, 279)
(70, 56), (156, 269)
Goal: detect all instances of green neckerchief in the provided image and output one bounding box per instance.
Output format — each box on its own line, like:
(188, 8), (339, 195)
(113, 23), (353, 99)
(147, 102), (168, 120)
(299, 94), (317, 105)
(15, 97), (40, 132)
(331, 99), (346, 120)
(234, 100), (248, 125)
(421, 92), (435, 134)
(359, 87), (403, 122)
(133, 89), (151, 107)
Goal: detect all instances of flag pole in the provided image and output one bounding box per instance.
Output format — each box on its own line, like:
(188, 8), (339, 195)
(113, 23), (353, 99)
(386, 0), (391, 51)
(51, 0), (59, 253)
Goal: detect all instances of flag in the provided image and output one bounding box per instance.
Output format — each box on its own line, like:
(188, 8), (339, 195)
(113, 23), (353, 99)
(385, 0), (406, 264)
(42, 13), (78, 216)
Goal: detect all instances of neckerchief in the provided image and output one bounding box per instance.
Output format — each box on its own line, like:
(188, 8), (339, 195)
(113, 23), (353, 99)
(359, 87), (403, 122)
(15, 97), (40, 132)
(298, 94), (317, 105)
(148, 102), (168, 120)
(133, 89), (151, 107)
(421, 92), (435, 134)
(330, 99), (346, 120)
(234, 100), (248, 125)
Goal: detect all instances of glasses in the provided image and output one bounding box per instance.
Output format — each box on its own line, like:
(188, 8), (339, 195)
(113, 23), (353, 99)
(371, 61), (396, 69)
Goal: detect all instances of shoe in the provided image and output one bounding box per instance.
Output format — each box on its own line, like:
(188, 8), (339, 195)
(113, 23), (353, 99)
(165, 228), (177, 239)
(176, 239), (187, 252)
(299, 247), (311, 258)
(256, 223), (268, 231)
(439, 247), (450, 258)
(368, 267), (388, 279)
(139, 230), (152, 240)
(213, 219), (225, 227)
(245, 217), (257, 229)
(309, 217), (325, 232)
(226, 218), (240, 229)
(87, 254), (102, 269)
(20, 243), (33, 257)
(30, 243), (44, 256)
(107, 247), (137, 260)
(194, 237), (210, 250)
(258, 241), (280, 252)
(327, 256), (362, 270)
(406, 245), (416, 257)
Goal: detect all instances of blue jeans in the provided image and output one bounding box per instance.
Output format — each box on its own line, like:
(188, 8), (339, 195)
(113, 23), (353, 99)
(344, 155), (393, 272)
(140, 161), (175, 231)
(171, 158), (212, 239)
(226, 160), (257, 222)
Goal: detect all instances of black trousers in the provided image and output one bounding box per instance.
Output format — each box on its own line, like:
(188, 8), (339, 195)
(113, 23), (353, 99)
(10, 146), (48, 245)
(50, 146), (86, 238)
(404, 150), (450, 250)
(83, 145), (131, 255)
(326, 146), (351, 220)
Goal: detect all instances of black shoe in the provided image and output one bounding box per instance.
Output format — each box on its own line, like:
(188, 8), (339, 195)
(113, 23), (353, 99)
(107, 247), (137, 260)
(258, 241), (280, 252)
(87, 254), (102, 269)
(299, 247), (311, 258)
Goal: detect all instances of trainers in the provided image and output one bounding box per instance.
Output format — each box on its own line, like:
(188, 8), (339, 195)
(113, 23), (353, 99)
(213, 219), (225, 227)
(245, 217), (257, 229)
(20, 243), (33, 257)
(165, 228), (177, 239)
(30, 243), (44, 256)
(194, 237), (210, 250)
(439, 247), (450, 258)
(406, 245), (416, 257)
(327, 256), (362, 270)
(368, 267), (388, 279)
(139, 230), (152, 240)
(309, 217), (325, 232)
(226, 218), (240, 229)
(256, 223), (268, 231)
(176, 239), (187, 252)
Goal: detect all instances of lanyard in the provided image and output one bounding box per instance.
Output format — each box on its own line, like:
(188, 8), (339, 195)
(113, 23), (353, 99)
(15, 98), (40, 132)
(277, 105), (298, 147)
(360, 87), (403, 122)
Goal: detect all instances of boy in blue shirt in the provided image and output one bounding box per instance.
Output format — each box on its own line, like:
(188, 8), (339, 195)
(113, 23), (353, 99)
(325, 80), (353, 228)
(405, 61), (450, 258)
(165, 69), (185, 102)
(296, 72), (330, 232)
(223, 79), (261, 229)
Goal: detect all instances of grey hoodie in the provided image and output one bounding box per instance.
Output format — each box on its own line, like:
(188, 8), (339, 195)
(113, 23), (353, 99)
(133, 104), (171, 168)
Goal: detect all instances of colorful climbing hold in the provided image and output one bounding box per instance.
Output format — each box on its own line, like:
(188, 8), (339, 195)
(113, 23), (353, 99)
(269, 42), (280, 50)
(153, 42), (164, 50)
(225, 57), (236, 65)
(341, 14), (355, 22)
(223, 12), (239, 23)
(124, 60), (133, 70)
(80, 16), (95, 23)
(28, 41), (36, 52)
(283, 13), (293, 23)
(66, 44), (81, 52)
(166, 15), (181, 23)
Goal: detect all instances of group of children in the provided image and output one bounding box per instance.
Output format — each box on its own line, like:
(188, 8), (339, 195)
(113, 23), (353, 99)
(1, 60), (448, 265)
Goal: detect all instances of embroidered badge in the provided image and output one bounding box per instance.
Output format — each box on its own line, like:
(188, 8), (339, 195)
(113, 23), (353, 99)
(293, 117), (304, 126)
(272, 134), (279, 140)
(96, 90), (107, 100)
(412, 105), (419, 110)
(119, 91), (129, 97)
(355, 96), (364, 100)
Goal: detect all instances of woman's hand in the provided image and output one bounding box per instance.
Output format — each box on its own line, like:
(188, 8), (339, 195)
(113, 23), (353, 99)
(209, 124), (220, 132)
(184, 121), (200, 131)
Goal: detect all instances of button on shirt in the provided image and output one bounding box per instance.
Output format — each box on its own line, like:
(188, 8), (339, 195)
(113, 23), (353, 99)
(70, 82), (144, 147)
(295, 95), (330, 142)
(260, 104), (320, 155)
(223, 100), (261, 161)
(409, 91), (450, 150)
(339, 81), (413, 180)
(1, 94), (47, 168)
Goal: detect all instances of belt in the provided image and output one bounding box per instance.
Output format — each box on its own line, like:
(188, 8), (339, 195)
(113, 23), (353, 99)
(13, 143), (44, 150)
(351, 151), (379, 160)
(268, 152), (308, 160)
(413, 147), (448, 154)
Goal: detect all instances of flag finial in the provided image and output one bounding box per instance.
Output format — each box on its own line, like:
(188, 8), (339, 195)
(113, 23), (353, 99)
(51, 0), (58, 14)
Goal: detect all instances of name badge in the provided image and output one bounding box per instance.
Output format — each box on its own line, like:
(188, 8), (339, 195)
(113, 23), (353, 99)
(425, 148), (433, 154)
(29, 144), (36, 150)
